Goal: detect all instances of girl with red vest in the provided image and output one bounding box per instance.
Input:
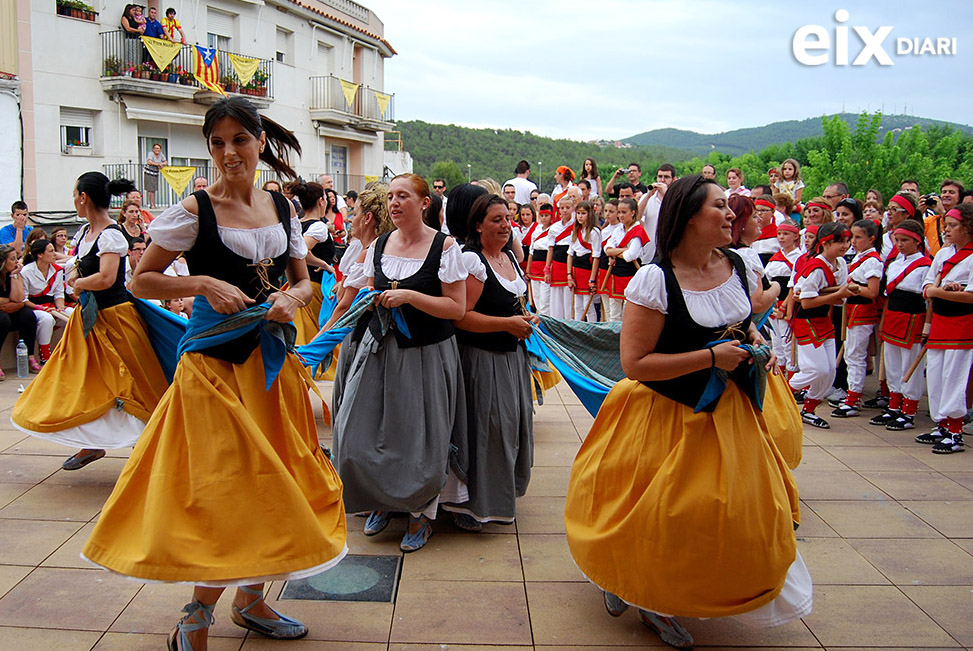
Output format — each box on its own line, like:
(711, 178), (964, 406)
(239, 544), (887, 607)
(751, 197), (781, 265)
(526, 203), (553, 314)
(789, 222), (853, 428)
(603, 198), (647, 322)
(832, 219), (884, 417)
(765, 221), (802, 375)
(920, 205), (973, 453)
(545, 195), (576, 319)
(566, 200), (602, 321)
(870, 219), (930, 431)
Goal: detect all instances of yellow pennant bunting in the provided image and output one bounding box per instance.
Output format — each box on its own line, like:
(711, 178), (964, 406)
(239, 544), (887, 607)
(227, 52), (260, 87)
(339, 79), (359, 109)
(364, 175), (379, 184)
(159, 166), (196, 195)
(254, 169), (261, 186)
(141, 36), (182, 72)
(373, 91), (391, 118)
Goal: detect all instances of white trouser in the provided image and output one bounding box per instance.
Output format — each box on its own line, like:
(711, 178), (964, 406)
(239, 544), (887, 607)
(530, 280), (551, 316)
(34, 307), (73, 346)
(844, 323), (875, 394)
(608, 297), (625, 322)
(789, 339), (836, 401)
(549, 285), (572, 320)
(770, 318), (791, 369)
(884, 341), (925, 401)
(573, 293), (597, 322)
(926, 348), (973, 422)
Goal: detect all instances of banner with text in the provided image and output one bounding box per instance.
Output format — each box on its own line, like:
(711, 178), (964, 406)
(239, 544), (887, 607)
(160, 166), (196, 195)
(227, 52), (260, 87)
(339, 79), (359, 109)
(141, 35), (181, 71)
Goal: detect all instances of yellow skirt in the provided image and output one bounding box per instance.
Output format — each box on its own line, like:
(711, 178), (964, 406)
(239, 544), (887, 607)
(11, 301), (168, 445)
(82, 349), (347, 585)
(293, 282), (337, 381)
(565, 379), (799, 619)
(760, 372), (804, 470)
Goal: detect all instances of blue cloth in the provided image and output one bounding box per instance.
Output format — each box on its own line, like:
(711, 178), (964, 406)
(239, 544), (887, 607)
(0, 224), (32, 246)
(131, 298), (188, 382)
(177, 296), (296, 391)
(695, 341), (771, 413)
(528, 331), (613, 417)
(317, 272), (339, 329)
(143, 18), (165, 38)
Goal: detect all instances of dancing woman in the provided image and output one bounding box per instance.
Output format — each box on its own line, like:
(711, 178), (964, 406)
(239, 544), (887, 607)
(565, 175), (810, 649)
(81, 97), (347, 651)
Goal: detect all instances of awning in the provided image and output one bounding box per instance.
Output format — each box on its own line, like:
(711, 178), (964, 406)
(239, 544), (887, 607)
(120, 95), (209, 126)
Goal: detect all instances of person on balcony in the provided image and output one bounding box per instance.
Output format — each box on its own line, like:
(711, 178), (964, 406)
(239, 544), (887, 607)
(143, 6), (165, 39)
(144, 143), (167, 209)
(162, 7), (187, 44)
(120, 4), (145, 69)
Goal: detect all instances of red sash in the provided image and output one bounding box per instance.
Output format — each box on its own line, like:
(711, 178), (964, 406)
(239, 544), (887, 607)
(793, 253), (810, 279)
(797, 257), (836, 286)
(941, 242), (973, 280)
(554, 225), (573, 244)
(41, 265), (62, 297)
(885, 256), (932, 295)
(768, 249), (795, 270)
(848, 250), (881, 274)
(521, 222), (538, 248)
(619, 224), (648, 248)
(574, 231), (593, 252)
(756, 223), (777, 241)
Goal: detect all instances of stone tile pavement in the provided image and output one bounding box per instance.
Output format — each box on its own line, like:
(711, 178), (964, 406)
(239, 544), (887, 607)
(0, 372), (971, 650)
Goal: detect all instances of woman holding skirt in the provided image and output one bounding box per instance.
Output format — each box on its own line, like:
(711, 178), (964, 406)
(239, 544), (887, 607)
(81, 98), (347, 651)
(565, 175), (811, 649)
(332, 174), (468, 553)
(447, 193), (534, 529)
(11, 172), (169, 471)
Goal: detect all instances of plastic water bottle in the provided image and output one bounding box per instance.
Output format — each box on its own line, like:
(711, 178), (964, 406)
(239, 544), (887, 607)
(15, 339), (28, 379)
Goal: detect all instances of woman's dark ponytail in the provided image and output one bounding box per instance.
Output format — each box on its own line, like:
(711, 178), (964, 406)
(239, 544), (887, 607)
(202, 97), (301, 180)
(76, 172), (135, 209)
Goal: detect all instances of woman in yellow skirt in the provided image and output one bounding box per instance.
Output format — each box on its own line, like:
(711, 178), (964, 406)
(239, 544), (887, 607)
(564, 175), (811, 649)
(82, 97), (347, 651)
(11, 172), (169, 471)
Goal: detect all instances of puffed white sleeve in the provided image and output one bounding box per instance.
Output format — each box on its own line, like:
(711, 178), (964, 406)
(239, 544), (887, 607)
(625, 264), (667, 313)
(590, 229), (603, 258)
(796, 268), (826, 298)
(462, 251), (487, 283)
(97, 229), (130, 256)
(738, 248), (765, 291)
(439, 240), (468, 283)
(289, 216), (308, 259)
(147, 203), (199, 252)
(363, 242), (376, 280)
(862, 256), (884, 281)
(622, 237), (643, 262)
(303, 221), (331, 243)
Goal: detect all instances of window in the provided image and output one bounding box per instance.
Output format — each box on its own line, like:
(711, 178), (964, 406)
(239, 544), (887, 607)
(317, 41), (334, 72)
(207, 8), (234, 51)
(276, 27), (293, 64)
(60, 107), (93, 151)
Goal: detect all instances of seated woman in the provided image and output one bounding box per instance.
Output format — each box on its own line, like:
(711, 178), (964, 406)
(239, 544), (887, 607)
(21, 239), (74, 363)
(0, 245), (39, 377)
(565, 175), (810, 649)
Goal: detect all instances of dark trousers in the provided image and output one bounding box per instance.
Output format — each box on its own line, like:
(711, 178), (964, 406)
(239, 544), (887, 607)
(0, 307), (37, 353)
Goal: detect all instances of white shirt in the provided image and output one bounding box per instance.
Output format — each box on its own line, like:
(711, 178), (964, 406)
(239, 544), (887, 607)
(626, 263), (751, 328)
(568, 228), (603, 258)
(462, 250), (527, 296)
(363, 239), (467, 283)
(607, 225), (643, 263)
(925, 243), (973, 290)
(339, 239), (368, 290)
(640, 192), (663, 264)
(885, 251), (929, 295)
(547, 219), (574, 250)
(503, 176), (538, 204)
(795, 256), (848, 299)
(848, 248), (884, 285)
(764, 248), (801, 280)
(735, 247), (766, 294)
(22, 262), (65, 300)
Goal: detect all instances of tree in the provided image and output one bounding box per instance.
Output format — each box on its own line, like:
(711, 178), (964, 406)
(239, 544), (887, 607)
(428, 160), (465, 191)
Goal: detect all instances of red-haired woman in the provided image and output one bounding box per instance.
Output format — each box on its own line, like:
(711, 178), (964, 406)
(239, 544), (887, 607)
(552, 165), (575, 206)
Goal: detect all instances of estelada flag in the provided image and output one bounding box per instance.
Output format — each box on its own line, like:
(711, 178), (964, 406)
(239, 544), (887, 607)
(193, 45), (225, 95)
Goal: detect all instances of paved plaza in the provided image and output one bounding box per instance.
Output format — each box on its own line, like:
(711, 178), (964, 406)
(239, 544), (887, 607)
(0, 372), (971, 650)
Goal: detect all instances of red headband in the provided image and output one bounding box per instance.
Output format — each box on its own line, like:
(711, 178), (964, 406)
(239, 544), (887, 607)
(754, 198), (775, 210)
(946, 208), (963, 220)
(806, 201), (831, 212)
(805, 224), (820, 235)
(778, 223), (800, 235)
(539, 209), (554, 217)
(889, 194), (916, 217)
(892, 227), (922, 243)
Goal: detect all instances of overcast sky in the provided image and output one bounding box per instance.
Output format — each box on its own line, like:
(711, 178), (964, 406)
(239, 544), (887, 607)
(366, 0), (972, 140)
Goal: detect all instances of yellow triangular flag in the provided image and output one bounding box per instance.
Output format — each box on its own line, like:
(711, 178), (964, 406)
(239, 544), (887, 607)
(339, 79), (359, 109)
(227, 52), (260, 87)
(140, 36), (182, 72)
(373, 91), (390, 118)
(364, 175), (379, 184)
(160, 166), (196, 195)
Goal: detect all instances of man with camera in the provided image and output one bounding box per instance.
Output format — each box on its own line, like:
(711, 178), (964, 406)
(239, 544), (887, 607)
(922, 179), (965, 255)
(606, 163), (649, 199)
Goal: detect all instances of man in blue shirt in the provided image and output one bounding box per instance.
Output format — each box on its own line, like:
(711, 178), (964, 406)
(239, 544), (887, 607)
(143, 6), (166, 39)
(0, 201), (33, 255)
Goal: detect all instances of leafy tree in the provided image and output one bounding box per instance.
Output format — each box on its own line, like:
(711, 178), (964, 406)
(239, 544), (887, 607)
(428, 160), (465, 190)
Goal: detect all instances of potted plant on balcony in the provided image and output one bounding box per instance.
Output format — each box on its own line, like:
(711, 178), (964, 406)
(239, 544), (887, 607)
(245, 69), (269, 97)
(103, 56), (121, 77)
(163, 63), (179, 84)
(220, 74), (238, 94)
(56, 0), (97, 21)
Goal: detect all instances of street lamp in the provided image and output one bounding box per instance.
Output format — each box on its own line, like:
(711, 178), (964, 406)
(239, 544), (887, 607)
(537, 161), (542, 191)
(467, 163), (471, 183)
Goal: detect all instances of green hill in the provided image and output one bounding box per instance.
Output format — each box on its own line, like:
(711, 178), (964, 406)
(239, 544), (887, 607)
(623, 114), (973, 157)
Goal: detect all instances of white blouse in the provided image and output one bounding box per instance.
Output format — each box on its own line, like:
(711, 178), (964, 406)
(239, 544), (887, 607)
(848, 248), (884, 284)
(547, 219), (573, 249)
(764, 248), (801, 279)
(607, 225), (643, 262)
(885, 251), (929, 294)
(735, 247), (766, 293)
(925, 244), (973, 290)
(462, 251), (527, 296)
(339, 239), (367, 290)
(77, 227), (128, 259)
(626, 263), (752, 328)
(795, 256), (848, 299)
(149, 203), (308, 263)
(303, 220), (331, 243)
(22, 262), (65, 300)
(569, 229), (603, 258)
(363, 238), (467, 284)
(529, 227), (552, 254)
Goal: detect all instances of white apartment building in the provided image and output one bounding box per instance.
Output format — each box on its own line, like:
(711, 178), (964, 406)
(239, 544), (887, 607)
(1, 0), (397, 213)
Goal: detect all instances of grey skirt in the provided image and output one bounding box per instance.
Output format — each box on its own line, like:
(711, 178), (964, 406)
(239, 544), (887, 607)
(446, 344), (533, 521)
(330, 328), (361, 427)
(143, 171), (159, 192)
(332, 328), (468, 514)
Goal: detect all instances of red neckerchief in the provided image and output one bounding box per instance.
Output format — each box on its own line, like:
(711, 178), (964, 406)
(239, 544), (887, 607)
(756, 222), (778, 240)
(619, 224), (649, 248)
(574, 229), (593, 251)
(848, 249), (881, 274)
(941, 242), (973, 280)
(885, 254), (932, 295)
(768, 249), (795, 270)
(798, 256), (836, 286)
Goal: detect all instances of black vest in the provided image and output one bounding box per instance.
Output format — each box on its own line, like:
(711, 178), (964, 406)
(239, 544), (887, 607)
(371, 231), (454, 349)
(455, 249), (524, 352)
(300, 219), (335, 284)
(76, 223), (129, 309)
(183, 190), (291, 363)
(642, 250), (754, 410)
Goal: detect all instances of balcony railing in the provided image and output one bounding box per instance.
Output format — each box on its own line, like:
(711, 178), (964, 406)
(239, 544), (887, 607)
(309, 75), (394, 127)
(103, 163), (281, 209)
(100, 31), (273, 101)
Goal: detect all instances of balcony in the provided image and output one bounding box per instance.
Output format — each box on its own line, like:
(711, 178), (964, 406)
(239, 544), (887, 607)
(103, 163), (281, 208)
(100, 30), (274, 107)
(309, 75), (395, 133)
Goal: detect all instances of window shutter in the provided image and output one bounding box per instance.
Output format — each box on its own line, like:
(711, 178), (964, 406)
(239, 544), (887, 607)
(60, 107), (93, 128)
(207, 8), (234, 37)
